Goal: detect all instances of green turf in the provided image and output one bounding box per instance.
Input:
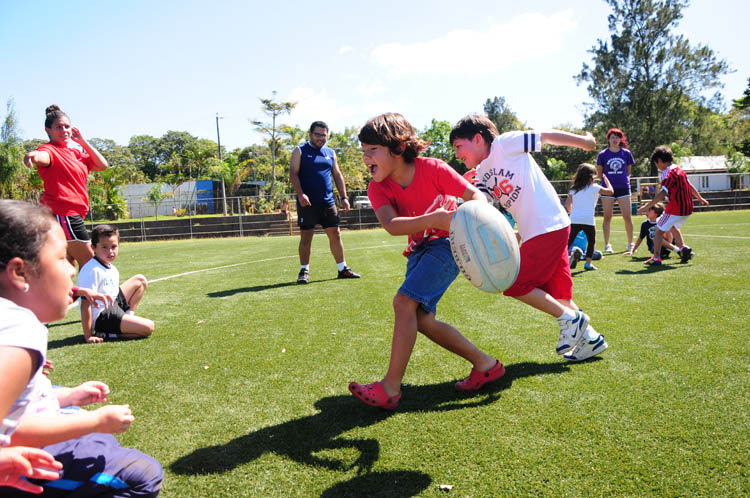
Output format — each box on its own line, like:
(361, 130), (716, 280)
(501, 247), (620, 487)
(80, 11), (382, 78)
(47, 210), (750, 497)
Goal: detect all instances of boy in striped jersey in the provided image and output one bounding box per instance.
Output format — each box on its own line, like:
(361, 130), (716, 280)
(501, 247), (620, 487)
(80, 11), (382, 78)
(638, 146), (709, 265)
(450, 115), (607, 362)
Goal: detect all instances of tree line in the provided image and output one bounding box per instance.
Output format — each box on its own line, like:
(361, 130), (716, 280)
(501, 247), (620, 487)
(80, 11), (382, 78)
(1, 0), (748, 220)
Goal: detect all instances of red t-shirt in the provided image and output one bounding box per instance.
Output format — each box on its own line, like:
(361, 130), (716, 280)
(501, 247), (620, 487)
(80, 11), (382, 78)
(661, 166), (693, 216)
(36, 143), (95, 217)
(367, 157), (470, 256)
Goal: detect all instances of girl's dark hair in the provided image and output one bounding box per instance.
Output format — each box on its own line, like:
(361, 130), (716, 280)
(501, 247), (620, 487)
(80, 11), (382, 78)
(606, 128), (628, 148)
(570, 163), (598, 193)
(44, 104), (68, 129)
(449, 114), (499, 146)
(358, 113), (428, 162)
(0, 200), (55, 272)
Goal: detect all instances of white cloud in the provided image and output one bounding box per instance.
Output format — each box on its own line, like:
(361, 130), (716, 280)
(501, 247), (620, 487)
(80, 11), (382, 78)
(338, 45), (353, 55)
(370, 10), (577, 75)
(286, 86), (358, 130)
(354, 80), (388, 96)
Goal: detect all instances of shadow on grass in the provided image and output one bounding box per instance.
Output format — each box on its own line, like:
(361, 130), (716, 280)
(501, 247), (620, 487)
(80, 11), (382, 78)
(321, 470), (432, 498)
(615, 263), (682, 275)
(47, 319), (80, 329)
(47, 334), (85, 350)
(171, 361), (567, 495)
(207, 278), (338, 297)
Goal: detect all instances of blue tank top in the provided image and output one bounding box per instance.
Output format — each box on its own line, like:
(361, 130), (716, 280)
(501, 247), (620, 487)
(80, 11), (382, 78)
(297, 142), (335, 206)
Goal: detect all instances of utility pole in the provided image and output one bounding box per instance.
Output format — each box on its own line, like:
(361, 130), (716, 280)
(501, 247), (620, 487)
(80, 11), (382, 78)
(216, 113), (227, 216)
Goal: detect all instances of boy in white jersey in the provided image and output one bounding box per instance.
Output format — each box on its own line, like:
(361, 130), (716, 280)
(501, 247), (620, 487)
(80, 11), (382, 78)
(77, 225), (154, 343)
(450, 115), (606, 362)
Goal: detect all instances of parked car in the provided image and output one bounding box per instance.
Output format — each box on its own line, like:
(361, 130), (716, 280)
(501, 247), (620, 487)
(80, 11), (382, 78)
(353, 196), (372, 208)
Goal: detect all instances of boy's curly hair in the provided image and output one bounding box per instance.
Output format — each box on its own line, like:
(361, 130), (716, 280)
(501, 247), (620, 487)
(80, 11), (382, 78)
(358, 113), (428, 162)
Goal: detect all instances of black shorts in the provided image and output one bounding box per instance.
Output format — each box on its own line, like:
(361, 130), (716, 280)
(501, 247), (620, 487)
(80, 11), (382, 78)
(94, 289), (130, 335)
(298, 204), (340, 230)
(601, 187), (631, 199)
(55, 214), (90, 242)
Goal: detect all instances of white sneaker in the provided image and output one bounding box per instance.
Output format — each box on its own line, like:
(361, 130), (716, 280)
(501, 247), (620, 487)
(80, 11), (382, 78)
(627, 242), (635, 253)
(569, 247), (583, 269)
(605, 244), (614, 254)
(564, 329), (608, 362)
(556, 311), (589, 355)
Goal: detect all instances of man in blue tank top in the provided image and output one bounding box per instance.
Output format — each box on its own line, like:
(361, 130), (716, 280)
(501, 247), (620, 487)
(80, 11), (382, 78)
(290, 121), (360, 284)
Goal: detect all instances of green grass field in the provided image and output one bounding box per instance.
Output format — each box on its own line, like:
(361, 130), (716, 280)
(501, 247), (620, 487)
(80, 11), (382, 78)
(47, 210), (750, 497)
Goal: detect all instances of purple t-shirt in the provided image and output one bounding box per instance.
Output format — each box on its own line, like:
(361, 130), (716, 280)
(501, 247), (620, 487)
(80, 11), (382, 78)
(597, 148), (634, 190)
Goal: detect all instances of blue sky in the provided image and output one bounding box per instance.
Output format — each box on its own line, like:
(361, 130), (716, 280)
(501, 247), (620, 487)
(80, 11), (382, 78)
(1, 0), (747, 151)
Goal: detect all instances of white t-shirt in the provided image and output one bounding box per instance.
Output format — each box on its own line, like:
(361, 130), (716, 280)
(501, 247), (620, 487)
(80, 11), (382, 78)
(475, 131), (569, 242)
(0, 297), (56, 447)
(77, 257), (120, 324)
(568, 184), (605, 226)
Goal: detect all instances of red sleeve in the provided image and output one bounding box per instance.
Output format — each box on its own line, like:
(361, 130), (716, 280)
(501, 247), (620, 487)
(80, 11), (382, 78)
(74, 149), (96, 172)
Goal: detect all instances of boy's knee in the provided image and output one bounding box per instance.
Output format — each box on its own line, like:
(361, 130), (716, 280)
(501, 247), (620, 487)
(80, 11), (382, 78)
(392, 293), (417, 314)
(134, 274), (148, 290)
(117, 451), (164, 497)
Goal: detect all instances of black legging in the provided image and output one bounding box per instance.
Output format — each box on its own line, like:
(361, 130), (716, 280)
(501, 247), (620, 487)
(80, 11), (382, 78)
(568, 224), (597, 260)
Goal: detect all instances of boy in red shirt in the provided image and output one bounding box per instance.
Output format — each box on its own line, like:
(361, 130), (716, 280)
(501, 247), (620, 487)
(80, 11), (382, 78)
(348, 113), (503, 410)
(637, 145), (709, 265)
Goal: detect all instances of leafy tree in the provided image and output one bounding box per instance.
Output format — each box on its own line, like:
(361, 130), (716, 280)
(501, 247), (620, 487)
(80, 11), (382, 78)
(142, 183), (172, 220)
(484, 97), (524, 135)
(421, 119), (464, 173)
(576, 0), (730, 173)
(128, 135), (161, 180)
(250, 92), (296, 193)
(730, 78), (750, 156)
(0, 99), (28, 199)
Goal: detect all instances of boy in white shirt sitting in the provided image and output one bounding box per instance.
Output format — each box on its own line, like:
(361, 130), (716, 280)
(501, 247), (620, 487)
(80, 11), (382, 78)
(77, 225), (154, 343)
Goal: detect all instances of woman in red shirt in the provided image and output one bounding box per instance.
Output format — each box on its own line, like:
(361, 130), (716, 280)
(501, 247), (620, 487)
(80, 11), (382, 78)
(24, 105), (108, 269)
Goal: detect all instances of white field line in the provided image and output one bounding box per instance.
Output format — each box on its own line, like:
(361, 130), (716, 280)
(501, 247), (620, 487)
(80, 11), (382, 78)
(148, 242), (404, 283)
(610, 229), (750, 240)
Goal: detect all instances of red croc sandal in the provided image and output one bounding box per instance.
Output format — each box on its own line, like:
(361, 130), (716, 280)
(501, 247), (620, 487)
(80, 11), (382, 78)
(349, 381), (401, 410)
(455, 360), (505, 392)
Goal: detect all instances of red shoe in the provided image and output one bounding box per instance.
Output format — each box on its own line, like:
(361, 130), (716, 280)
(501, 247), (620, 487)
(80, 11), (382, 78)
(348, 381), (401, 410)
(455, 360), (505, 392)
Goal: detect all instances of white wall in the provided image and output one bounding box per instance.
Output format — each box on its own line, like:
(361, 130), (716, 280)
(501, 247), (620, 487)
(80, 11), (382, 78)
(121, 182), (197, 218)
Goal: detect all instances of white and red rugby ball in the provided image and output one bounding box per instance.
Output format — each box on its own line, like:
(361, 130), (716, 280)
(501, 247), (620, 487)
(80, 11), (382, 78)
(449, 200), (520, 293)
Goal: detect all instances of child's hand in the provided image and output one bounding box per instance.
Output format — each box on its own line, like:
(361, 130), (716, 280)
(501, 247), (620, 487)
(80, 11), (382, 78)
(582, 132), (596, 151)
(0, 446), (63, 494)
(42, 359), (54, 376)
(94, 405), (134, 434)
(463, 168), (478, 184)
(86, 335), (104, 344)
(76, 288), (113, 309)
(700, 198), (710, 206)
(69, 381), (110, 406)
(623, 250), (633, 256)
(433, 207), (455, 231)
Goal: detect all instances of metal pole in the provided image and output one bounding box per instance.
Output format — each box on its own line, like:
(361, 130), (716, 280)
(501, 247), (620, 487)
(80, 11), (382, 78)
(216, 113), (228, 216)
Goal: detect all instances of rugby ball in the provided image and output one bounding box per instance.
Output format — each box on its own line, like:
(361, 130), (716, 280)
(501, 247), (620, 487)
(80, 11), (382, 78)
(449, 200), (520, 293)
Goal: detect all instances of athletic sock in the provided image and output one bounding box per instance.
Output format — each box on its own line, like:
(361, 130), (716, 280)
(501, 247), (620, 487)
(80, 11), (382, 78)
(337, 262), (347, 271)
(558, 308), (577, 321)
(300, 264), (309, 271)
(583, 327), (599, 341)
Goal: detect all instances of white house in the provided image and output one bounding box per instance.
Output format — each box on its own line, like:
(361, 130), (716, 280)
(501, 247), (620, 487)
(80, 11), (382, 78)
(678, 156), (731, 191)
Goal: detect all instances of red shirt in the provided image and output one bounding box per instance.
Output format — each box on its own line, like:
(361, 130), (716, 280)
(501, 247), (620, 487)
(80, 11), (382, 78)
(662, 166), (693, 216)
(36, 143), (95, 217)
(367, 157), (470, 256)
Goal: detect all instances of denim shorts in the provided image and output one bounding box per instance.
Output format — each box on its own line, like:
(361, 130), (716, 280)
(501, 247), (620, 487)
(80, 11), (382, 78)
(398, 238), (459, 315)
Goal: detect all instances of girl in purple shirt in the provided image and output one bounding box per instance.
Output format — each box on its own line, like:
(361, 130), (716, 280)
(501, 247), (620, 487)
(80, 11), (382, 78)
(596, 128), (635, 253)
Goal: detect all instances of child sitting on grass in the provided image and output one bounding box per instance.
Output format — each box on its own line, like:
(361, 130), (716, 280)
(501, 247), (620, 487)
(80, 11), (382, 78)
(625, 202), (680, 259)
(77, 225), (154, 343)
(348, 113), (503, 410)
(0, 200), (163, 496)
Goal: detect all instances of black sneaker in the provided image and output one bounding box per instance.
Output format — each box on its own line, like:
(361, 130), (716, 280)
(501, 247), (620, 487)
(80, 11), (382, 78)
(297, 268), (310, 284)
(337, 267), (361, 279)
(679, 246), (693, 264)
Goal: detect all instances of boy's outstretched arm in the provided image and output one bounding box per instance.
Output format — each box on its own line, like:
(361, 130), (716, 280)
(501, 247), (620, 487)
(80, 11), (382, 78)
(11, 404), (134, 448)
(638, 189), (668, 215)
(79, 300), (102, 344)
(688, 182), (710, 206)
(541, 131), (596, 151)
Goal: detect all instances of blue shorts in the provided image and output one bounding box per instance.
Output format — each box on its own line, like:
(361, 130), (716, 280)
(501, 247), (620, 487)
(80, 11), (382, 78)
(601, 187), (631, 199)
(398, 238), (459, 315)
(22, 433), (163, 497)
